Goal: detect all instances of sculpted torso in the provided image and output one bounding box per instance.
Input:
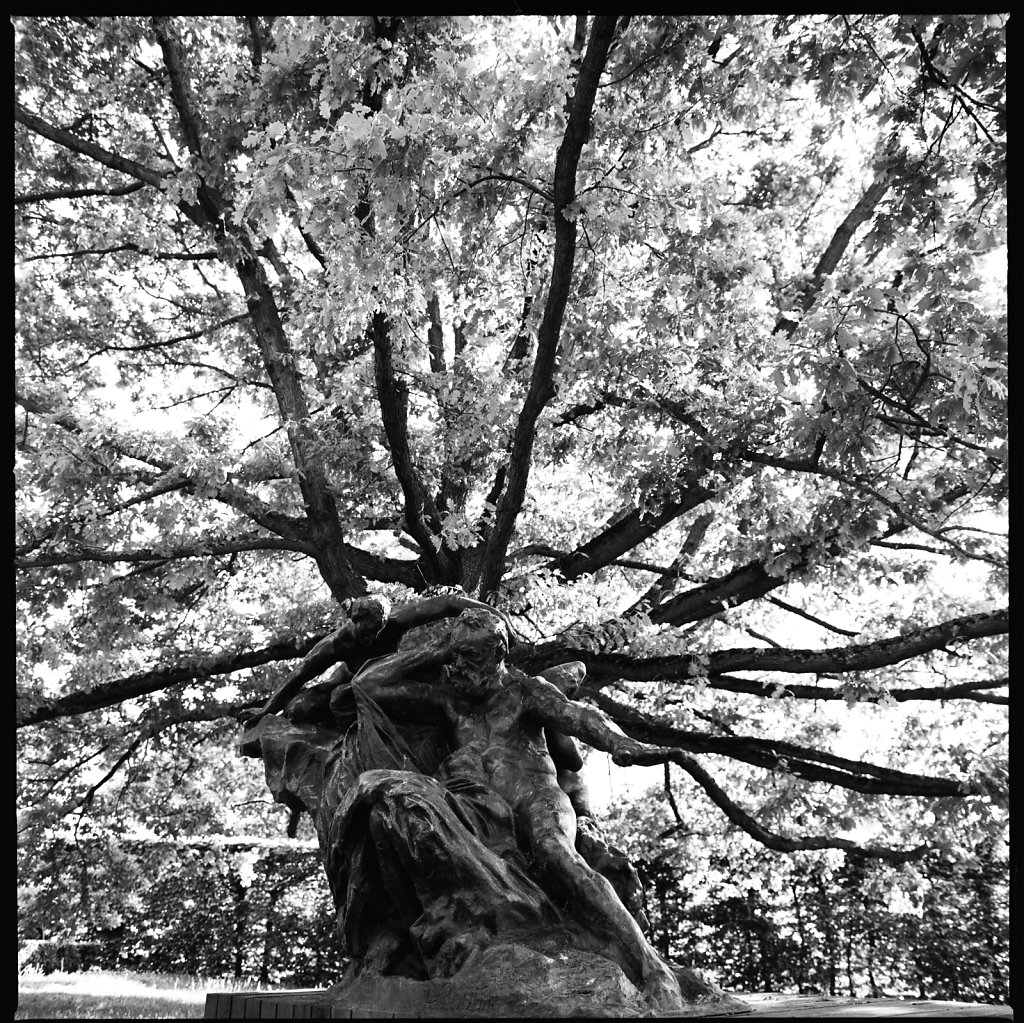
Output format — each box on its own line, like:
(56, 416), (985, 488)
(445, 680), (559, 813)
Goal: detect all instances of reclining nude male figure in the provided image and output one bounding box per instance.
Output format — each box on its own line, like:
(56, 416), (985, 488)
(340, 607), (683, 1013)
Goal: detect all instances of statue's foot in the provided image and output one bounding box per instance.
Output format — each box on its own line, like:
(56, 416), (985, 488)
(640, 962), (683, 1013)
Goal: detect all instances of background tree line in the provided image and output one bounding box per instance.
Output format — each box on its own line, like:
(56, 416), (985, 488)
(18, 827), (1008, 1004)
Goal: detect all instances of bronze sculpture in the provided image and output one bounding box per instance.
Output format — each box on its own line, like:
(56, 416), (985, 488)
(240, 594), (742, 1016)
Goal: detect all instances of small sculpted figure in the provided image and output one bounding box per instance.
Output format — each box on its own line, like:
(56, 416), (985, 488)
(241, 591), (515, 728)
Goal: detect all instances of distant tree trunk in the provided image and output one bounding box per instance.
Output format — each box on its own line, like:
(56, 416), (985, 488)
(791, 880), (808, 992)
(260, 885), (284, 985)
(743, 912), (756, 991)
(866, 923), (880, 996)
(231, 875), (249, 979)
(974, 854), (1008, 1002)
(651, 864), (671, 959)
(814, 873), (837, 996)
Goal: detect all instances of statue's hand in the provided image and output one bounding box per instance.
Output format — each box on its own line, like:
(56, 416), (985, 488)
(447, 595), (519, 642)
(239, 707), (270, 728)
(611, 743), (642, 767)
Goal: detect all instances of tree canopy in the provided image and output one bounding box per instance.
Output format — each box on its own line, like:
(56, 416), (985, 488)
(15, 16), (1006, 870)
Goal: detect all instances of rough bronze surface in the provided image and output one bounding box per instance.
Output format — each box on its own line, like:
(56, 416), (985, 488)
(240, 595), (747, 1016)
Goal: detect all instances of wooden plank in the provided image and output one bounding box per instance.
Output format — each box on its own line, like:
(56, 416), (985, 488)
(204, 992), (232, 1019)
(228, 992), (250, 1018)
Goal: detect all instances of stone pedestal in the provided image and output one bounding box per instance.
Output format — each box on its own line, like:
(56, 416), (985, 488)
(204, 989), (1013, 1019)
(204, 948), (749, 1018)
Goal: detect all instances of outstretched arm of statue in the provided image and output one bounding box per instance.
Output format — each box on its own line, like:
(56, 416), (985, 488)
(383, 593), (518, 640)
(349, 633), (455, 698)
(240, 631), (351, 726)
(518, 672), (648, 765)
(240, 597), (390, 727)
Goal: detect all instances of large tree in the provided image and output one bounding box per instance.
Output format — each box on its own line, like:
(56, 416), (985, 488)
(16, 16), (1006, 866)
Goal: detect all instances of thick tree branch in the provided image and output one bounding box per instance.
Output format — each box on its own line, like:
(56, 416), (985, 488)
(14, 103), (166, 189)
(350, 19), (449, 584)
(546, 476), (715, 583)
(637, 748), (928, 863)
(478, 16), (618, 597)
(229, 231), (365, 595)
(150, 22), (314, 426)
(589, 691), (987, 795)
(775, 174), (891, 336)
(512, 608), (1008, 682)
(520, 673), (931, 863)
(425, 292), (447, 376)
(16, 389), (308, 542)
(648, 551), (812, 627)
(151, 15), (222, 226)
(370, 312), (450, 581)
(17, 634), (332, 728)
(705, 673), (1007, 705)
(17, 388), (408, 589)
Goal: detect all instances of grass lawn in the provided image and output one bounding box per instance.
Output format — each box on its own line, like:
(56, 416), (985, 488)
(14, 969), (267, 1020)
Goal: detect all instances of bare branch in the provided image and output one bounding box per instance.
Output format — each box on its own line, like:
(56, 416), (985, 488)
(81, 312), (251, 355)
(642, 748), (929, 863)
(704, 673), (1008, 705)
(15, 181), (147, 204)
(15, 389), (313, 543)
(19, 243), (219, 263)
(767, 596), (861, 638)
(76, 699), (257, 808)
(463, 171), (554, 204)
(15, 535), (315, 570)
(283, 185), (328, 268)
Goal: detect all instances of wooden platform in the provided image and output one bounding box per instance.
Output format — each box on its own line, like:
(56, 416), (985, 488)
(205, 989), (1013, 1018)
